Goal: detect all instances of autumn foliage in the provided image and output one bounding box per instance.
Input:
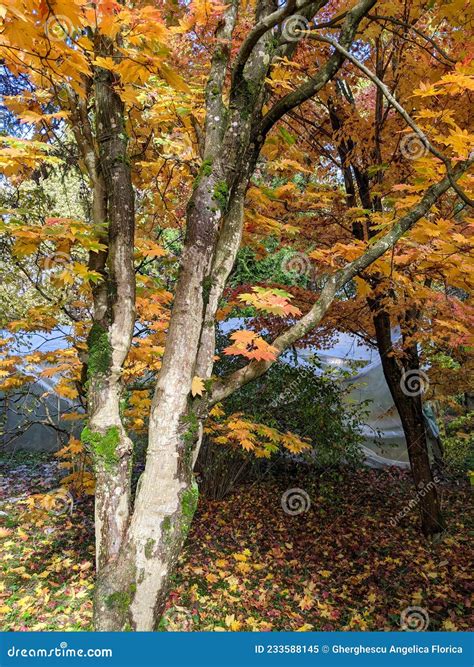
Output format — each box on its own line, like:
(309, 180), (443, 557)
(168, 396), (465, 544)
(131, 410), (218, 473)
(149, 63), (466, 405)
(0, 0), (473, 633)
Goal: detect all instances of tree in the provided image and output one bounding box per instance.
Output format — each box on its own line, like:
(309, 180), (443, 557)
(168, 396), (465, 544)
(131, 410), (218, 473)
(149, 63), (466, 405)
(319, 20), (474, 536)
(1, 0), (472, 630)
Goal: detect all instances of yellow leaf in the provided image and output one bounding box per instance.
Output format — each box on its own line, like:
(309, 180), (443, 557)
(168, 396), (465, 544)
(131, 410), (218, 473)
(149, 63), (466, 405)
(17, 528), (28, 541)
(233, 552), (248, 562)
(225, 614), (242, 631)
(296, 623), (314, 631)
(158, 64), (190, 93)
(92, 57), (119, 72)
(298, 594), (314, 611)
(442, 619), (458, 631)
(236, 562), (251, 574)
(191, 375), (205, 397)
(354, 276), (371, 298)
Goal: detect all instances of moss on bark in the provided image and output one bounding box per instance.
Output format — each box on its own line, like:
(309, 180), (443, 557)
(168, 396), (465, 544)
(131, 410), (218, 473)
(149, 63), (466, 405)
(87, 323), (112, 380)
(144, 538), (155, 559)
(213, 180), (229, 210)
(180, 480), (199, 533)
(81, 425), (120, 469)
(193, 158), (213, 189)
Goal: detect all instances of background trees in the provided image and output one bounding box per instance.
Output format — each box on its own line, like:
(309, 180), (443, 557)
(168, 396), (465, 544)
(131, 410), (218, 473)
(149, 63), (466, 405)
(1, 0), (472, 631)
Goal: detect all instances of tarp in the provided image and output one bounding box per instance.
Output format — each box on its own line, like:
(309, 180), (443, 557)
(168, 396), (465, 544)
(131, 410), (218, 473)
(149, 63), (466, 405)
(0, 329), (78, 451)
(219, 319), (412, 468)
(3, 321), (433, 468)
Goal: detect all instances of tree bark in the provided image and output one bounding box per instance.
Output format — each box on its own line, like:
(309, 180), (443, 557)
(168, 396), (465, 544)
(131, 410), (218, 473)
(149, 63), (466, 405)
(83, 53), (136, 587)
(67, 69), (136, 572)
(369, 303), (445, 537)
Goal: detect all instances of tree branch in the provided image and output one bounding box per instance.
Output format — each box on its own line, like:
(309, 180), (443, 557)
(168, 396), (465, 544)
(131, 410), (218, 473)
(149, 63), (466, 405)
(368, 14), (456, 64)
(231, 0), (315, 87)
(308, 33), (474, 207)
(258, 0), (377, 137)
(210, 156), (473, 404)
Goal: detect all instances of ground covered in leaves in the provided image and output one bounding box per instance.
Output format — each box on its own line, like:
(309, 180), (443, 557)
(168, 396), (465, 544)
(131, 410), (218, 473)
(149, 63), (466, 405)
(0, 453), (472, 631)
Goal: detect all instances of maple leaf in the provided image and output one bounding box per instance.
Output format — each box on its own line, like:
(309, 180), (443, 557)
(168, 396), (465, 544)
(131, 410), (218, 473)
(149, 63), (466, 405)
(223, 330), (278, 361)
(296, 623), (314, 631)
(191, 376), (205, 397)
(298, 594), (314, 611)
(158, 64), (191, 93)
(225, 614), (242, 631)
(238, 287), (301, 317)
(138, 240), (166, 258)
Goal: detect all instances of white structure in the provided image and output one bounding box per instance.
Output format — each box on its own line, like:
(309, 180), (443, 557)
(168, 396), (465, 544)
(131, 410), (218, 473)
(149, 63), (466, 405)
(0, 330), (79, 451)
(296, 330), (411, 468)
(219, 319), (416, 468)
(3, 321), (436, 467)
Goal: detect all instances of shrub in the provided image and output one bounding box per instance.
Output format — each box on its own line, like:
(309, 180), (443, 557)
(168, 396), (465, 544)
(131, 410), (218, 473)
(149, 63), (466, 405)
(442, 411), (474, 481)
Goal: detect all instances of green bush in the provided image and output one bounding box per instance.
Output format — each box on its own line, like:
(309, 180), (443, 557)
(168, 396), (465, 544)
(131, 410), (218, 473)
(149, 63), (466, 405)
(220, 359), (366, 468)
(214, 327), (368, 469)
(442, 411), (474, 481)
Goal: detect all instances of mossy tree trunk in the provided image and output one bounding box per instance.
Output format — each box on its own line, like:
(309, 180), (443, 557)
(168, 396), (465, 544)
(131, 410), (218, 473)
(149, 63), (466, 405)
(66, 44), (136, 572)
(78, 41), (136, 577)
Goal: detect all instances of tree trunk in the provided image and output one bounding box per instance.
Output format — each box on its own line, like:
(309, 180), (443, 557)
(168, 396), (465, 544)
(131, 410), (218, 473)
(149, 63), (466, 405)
(370, 304), (445, 537)
(92, 168), (218, 630)
(84, 55), (136, 578)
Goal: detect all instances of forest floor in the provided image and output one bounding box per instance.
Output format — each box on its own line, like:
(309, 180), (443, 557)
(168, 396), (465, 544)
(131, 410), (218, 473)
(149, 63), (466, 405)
(0, 452), (472, 632)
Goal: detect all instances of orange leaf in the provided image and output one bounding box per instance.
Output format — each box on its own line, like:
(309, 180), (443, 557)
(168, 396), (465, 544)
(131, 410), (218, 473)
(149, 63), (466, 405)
(223, 330), (278, 361)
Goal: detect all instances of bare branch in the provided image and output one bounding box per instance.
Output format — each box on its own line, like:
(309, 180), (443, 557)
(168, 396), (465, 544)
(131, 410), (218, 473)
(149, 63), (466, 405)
(369, 14), (456, 64)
